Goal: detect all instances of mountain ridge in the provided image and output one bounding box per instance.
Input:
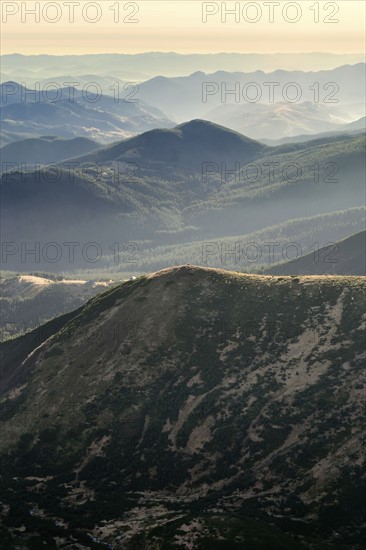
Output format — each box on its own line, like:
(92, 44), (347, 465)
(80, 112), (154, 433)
(70, 119), (266, 167)
(0, 81), (174, 144)
(0, 265), (365, 547)
(0, 135), (100, 167)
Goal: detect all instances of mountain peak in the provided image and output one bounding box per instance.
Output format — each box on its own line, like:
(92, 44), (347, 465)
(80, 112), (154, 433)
(177, 118), (237, 133)
(71, 119), (266, 168)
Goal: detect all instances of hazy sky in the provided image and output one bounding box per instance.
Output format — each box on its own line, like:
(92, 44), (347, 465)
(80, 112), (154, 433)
(1, 1), (365, 55)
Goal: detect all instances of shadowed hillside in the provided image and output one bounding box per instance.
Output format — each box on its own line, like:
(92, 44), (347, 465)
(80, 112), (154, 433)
(1, 121), (364, 272)
(266, 230), (366, 276)
(72, 119), (267, 170)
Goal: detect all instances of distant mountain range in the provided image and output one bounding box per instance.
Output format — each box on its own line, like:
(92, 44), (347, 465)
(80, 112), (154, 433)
(1, 266), (365, 547)
(260, 116), (365, 145)
(0, 82), (173, 144)
(136, 64), (365, 122)
(1, 63), (365, 145)
(2, 53), (364, 80)
(205, 102), (362, 140)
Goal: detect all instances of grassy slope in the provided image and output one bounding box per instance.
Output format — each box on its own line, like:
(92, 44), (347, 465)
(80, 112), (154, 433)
(0, 266), (365, 547)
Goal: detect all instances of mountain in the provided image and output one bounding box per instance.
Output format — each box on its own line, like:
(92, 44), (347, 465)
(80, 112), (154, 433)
(2, 64), (365, 146)
(346, 116), (366, 131)
(205, 101), (353, 141)
(0, 136), (100, 168)
(136, 64), (365, 122)
(0, 266), (365, 548)
(0, 129), (39, 148)
(2, 53), (365, 80)
(73, 119), (267, 172)
(259, 117), (366, 146)
(0, 82), (174, 143)
(265, 230), (366, 276)
(1, 122), (364, 271)
(39, 75), (128, 95)
(0, 274), (115, 341)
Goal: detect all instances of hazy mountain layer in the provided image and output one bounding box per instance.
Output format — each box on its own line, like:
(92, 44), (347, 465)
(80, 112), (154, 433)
(0, 136), (100, 168)
(137, 64), (365, 122)
(1, 121), (364, 271)
(0, 82), (173, 143)
(206, 102), (357, 140)
(260, 117), (365, 146)
(2, 53), (364, 80)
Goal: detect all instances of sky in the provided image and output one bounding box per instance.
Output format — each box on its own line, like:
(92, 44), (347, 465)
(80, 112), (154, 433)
(0, 1), (365, 55)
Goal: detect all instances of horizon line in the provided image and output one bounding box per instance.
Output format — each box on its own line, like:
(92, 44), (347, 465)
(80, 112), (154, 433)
(1, 51), (365, 57)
